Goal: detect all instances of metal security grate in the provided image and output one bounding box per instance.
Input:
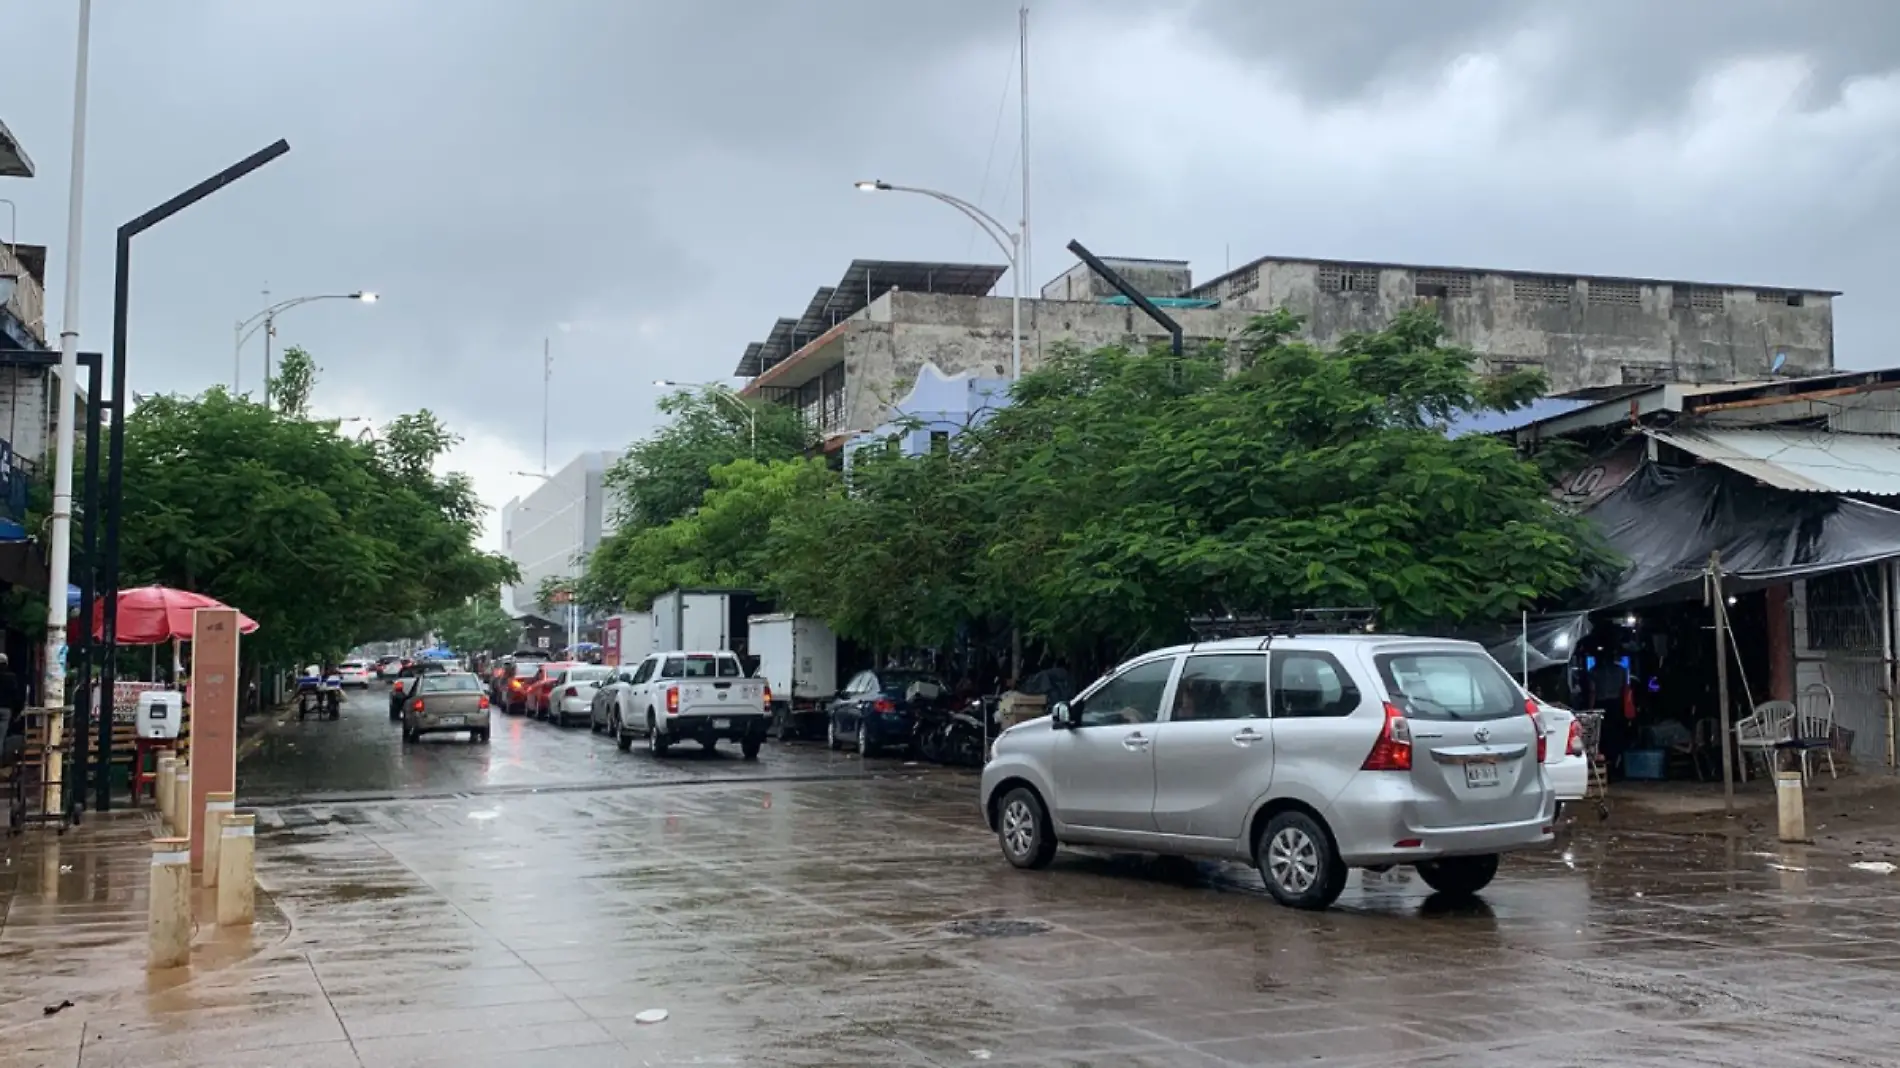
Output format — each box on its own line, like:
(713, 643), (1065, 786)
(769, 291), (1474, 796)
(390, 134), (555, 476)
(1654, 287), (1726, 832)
(1590, 281), (1642, 307)
(1512, 276), (1574, 304)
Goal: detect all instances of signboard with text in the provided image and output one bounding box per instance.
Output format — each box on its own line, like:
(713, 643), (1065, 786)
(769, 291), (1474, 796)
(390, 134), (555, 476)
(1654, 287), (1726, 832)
(189, 607), (241, 873)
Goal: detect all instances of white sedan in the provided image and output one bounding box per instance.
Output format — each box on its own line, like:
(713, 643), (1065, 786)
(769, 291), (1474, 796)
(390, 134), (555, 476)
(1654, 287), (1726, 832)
(338, 661), (373, 688)
(549, 665), (612, 728)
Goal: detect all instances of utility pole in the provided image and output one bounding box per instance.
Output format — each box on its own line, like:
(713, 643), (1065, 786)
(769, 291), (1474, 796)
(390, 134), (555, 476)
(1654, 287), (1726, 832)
(42, 0), (93, 820)
(1711, 551), (1735, 816)
(1019, 1), (1031, 294)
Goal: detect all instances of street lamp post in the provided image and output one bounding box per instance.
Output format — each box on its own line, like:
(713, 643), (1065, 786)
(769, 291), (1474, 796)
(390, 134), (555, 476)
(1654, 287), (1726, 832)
(233, 290), (376, 396)
(854, 179), (1023, 380)
(653, 379), (756, 457)
(513, 473), (587, 651)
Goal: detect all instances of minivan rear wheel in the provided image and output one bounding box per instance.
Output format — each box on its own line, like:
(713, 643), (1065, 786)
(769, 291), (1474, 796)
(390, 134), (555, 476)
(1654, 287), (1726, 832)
(1414, 854), (1500, 898)
(1256, 811), (1347, 910)
(997, 787), (1056, 870)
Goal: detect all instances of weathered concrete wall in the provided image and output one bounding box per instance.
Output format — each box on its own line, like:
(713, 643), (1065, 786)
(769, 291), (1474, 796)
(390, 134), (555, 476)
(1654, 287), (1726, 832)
(1196, 261), (1835, 394)
(0, 363), (51, 468)
(1040, 258), (1193, 302)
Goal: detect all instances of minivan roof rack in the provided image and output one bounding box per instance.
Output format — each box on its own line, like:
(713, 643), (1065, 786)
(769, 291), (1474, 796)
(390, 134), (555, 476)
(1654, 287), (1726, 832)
(1185, 608), (1380, 649)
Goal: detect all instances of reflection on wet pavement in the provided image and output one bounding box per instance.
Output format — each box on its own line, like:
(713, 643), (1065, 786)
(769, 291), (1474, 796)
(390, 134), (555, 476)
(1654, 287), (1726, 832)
(239, 688), (896, 805)
(4, 684), (1900, 1065)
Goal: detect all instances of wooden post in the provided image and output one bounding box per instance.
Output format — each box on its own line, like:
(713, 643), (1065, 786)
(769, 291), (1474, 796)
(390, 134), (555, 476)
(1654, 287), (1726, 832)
(173, 766), (191, 843)
(156, 754), (177, 828)
(1776, 769), (1808, 841)
(1711, 552), (1735, 817)
(189, 608), (240, 875)
(215, 812), (255, 926)
(148, 837), (191, 969)
(202, 791), (234, 888)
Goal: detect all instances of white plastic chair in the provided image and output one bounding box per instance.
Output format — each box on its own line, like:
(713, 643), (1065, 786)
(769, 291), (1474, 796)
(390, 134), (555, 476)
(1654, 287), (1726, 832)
(1734, 701), (1795, 782)
(1792, 683), (1837, 783)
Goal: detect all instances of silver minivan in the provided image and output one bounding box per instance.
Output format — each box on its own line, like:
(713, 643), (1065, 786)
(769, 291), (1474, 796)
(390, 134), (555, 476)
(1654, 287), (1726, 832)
(979, 635), (1555, 909)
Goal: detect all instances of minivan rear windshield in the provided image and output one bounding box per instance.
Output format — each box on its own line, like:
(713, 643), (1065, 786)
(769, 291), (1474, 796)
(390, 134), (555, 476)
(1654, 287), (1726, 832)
(1374, 651), (1523, 722)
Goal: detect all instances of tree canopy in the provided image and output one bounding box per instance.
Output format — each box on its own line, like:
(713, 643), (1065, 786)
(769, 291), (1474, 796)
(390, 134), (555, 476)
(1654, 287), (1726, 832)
(119, 385), (515, 664)
(580, 307), (1612, 674)
(427, 595), (520, 657)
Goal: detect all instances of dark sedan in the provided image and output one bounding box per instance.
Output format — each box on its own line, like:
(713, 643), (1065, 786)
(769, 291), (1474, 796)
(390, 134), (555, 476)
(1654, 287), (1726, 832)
(826, 669), (948, 757)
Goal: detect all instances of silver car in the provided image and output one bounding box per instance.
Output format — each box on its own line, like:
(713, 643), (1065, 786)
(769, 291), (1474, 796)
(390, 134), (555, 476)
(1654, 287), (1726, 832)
(979, 635), (1554, 910)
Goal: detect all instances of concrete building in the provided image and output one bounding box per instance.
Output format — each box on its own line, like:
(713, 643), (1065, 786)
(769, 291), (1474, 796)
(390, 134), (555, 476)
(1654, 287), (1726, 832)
(1, 241), (57, 465)
(1185, 255), (1836, 394)
(500, 451), (617, 617)
(735, 252), (1837, 442)
(736, 259), (1255, 442)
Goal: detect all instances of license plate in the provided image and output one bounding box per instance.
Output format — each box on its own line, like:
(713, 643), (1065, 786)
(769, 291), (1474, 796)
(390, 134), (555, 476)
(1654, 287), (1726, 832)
(440, 716), (464, 726)
(1464, 762), (1500, 788)
(713, 718), (729, 729)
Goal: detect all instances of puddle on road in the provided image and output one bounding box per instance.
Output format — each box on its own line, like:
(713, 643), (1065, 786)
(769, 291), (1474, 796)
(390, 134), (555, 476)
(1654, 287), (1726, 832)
(319, 883), (414, 903)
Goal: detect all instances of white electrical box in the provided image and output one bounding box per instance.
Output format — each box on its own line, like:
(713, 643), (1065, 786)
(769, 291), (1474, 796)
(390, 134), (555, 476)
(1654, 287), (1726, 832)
(135, 689), (185, 740)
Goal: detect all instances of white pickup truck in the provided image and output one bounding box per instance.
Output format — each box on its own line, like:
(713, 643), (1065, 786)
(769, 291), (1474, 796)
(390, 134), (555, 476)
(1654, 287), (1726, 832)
(604, 650), (771, 760)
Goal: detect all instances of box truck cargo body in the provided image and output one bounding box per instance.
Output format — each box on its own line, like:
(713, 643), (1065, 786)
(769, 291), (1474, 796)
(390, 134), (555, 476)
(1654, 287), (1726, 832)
(650, 589), (767, 655)
(602, 612), (653, 667)
(748, 613), (839, 739)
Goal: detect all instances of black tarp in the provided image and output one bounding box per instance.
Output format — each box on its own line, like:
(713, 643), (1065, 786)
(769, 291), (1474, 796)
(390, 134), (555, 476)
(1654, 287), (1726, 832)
(1584, 461), (1900, 607)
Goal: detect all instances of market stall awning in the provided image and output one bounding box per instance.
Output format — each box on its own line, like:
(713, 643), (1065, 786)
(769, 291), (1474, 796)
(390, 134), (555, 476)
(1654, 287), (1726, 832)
(1584, 461), (1900, 607)
(1645, 427), (1900, 496)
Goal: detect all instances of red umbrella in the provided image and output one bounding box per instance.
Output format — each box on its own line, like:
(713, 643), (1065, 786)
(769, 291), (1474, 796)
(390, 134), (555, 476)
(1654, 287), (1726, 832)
(87, 586), (260, 645)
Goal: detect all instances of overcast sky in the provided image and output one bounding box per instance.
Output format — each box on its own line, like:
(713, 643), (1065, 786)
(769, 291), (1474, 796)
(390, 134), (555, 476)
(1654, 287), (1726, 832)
(2, 0), (1897, 550)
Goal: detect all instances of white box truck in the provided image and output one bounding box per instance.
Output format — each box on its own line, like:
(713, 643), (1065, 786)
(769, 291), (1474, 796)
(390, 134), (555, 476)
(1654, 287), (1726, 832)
(603, 611), (653, 667)
(748, 613), (838, 740)
(650, 588), (767, 655)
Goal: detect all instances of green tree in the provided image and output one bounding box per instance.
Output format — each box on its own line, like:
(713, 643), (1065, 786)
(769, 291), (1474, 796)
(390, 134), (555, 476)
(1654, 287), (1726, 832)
(428, 596), (520, 656)
(605, 389), (814, 530)
(269, 345), (318, 417)
(118, 388), (516, 666)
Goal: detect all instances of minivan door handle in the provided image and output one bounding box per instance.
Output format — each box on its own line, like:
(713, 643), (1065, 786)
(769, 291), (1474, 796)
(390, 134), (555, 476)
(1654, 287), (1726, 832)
(1122, 732), (1150, 751)
(1231, 727), (1264, 746)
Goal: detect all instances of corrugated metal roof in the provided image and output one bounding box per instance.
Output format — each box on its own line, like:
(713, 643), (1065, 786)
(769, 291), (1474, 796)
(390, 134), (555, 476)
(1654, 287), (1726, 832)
(1444, 397), (1593, 438)
(1645, 427), (1900, 495)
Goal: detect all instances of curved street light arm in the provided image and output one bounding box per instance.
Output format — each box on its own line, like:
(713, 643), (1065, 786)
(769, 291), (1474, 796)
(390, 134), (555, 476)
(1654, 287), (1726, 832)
(876, 184), (1017, 266)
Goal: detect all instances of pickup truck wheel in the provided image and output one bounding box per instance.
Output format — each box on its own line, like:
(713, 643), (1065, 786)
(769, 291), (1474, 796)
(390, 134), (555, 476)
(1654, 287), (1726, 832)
(742, 738), (761, 761)
(614, 713), (632, 752)
(701, 739), (717, 753)
(648, 713), (671, 756)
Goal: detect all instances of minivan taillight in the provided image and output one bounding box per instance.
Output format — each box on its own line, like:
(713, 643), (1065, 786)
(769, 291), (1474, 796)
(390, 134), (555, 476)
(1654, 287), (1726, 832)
(1565, 718), (1582, 758)
(1527, 699), (1547, 763)
(1362, 702), (1413, 771)
(665, 687), (679, 715)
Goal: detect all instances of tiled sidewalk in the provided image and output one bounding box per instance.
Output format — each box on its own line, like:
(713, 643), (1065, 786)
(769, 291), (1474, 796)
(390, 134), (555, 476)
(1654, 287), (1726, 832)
(0, 812), (327, 1068)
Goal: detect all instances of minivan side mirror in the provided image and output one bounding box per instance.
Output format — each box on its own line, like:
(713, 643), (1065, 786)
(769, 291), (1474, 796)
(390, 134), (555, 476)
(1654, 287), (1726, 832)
(1051, 701), (1074, 729)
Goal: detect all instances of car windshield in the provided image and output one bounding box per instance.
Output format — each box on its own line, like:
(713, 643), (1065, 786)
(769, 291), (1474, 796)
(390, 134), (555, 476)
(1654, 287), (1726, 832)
(341, 661), (366, 670)
(418, 674), (482, 693)
(1375, 651), (1523, 722)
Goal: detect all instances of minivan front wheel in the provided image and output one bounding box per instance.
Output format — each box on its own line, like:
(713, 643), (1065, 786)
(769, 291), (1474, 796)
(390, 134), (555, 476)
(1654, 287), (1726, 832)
(1414, 854), (1500, 898)
(1257, 811), (1347, 910)
(997, 787), (1056, 870)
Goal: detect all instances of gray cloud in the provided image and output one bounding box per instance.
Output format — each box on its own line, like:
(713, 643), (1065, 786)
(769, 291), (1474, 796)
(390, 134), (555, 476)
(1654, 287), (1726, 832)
(0, 0), (1896, 521)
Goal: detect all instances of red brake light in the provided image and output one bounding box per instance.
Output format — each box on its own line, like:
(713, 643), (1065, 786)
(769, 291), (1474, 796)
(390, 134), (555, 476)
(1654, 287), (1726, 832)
(762, 685), (772, 706)
(873, 698), (895, 714)
(411, 698), (424, 712)
(510, 679), (522, 690)
(1565, 717), (1583, 757)
(1527, 699), (1547, 763)
(665, 687), (679, 714)
(1362, 702), (1413, 771)
(479, 695), (490, 710)
(563, 686), (578, 698)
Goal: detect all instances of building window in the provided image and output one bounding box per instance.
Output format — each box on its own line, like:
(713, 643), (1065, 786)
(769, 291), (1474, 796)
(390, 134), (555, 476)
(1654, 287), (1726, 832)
(1318, 265), (1380, 294)
(1619, 364), (1669, 385)
(1807, 566), (1883, 653)
(1511, 276), (1574, 304)
(929, 430), (949, 455)
(1758, 290), (1805, 308)
(1225, 266), (1259, 299)
(1589, 281), (1642, 307)
(1686, 287), (1725, 313)
(1413, 270), (1475, 299)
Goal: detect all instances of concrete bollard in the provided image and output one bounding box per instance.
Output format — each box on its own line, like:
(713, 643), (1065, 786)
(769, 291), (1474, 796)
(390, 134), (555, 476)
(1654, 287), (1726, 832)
(1776, 769), (1808, 842)
(202, 791), (235, 888)
(156, 755), (177, 826)
(148, 837), (192, 970)
(215, 813), (256, 927)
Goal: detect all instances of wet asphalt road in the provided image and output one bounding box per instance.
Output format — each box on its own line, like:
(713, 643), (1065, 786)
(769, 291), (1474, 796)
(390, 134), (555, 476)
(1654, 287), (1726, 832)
(9, 687), (1894, 1066)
